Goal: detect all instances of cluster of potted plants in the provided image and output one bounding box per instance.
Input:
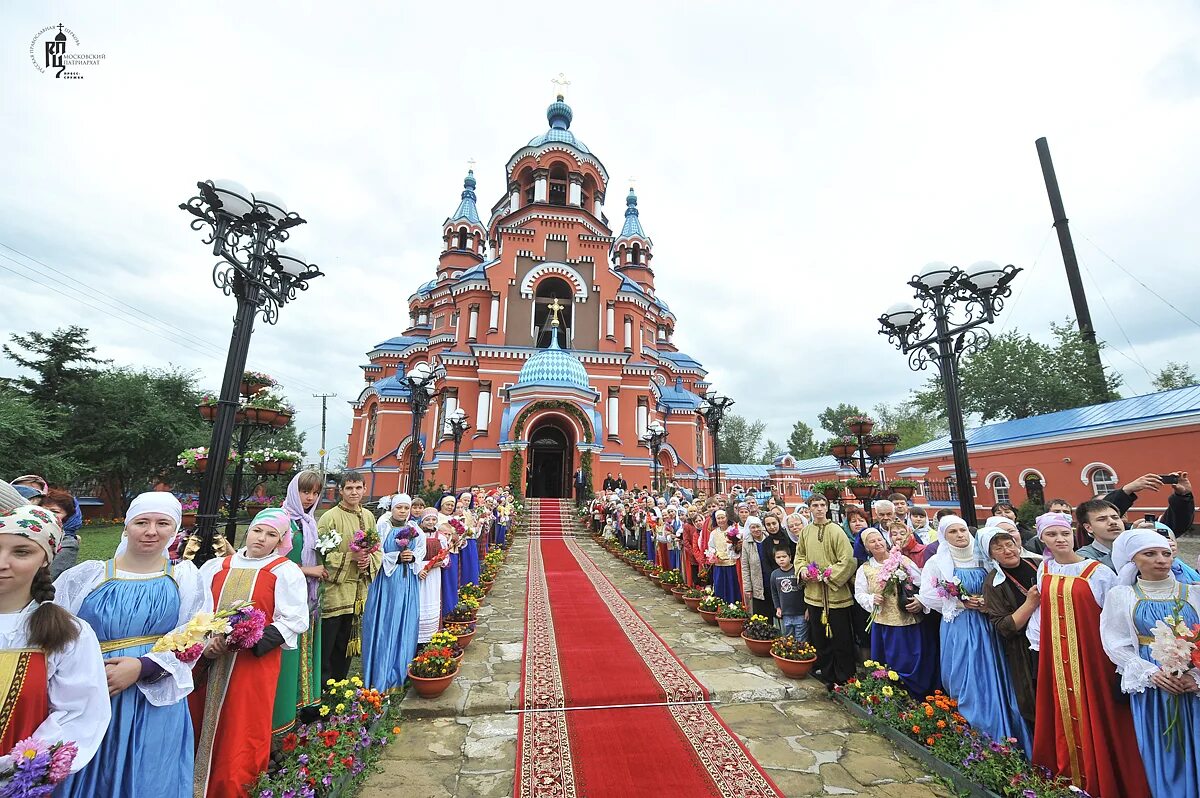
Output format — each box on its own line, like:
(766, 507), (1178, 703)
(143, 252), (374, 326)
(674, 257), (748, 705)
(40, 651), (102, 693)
(177, 446), (241, 474)
(769, 636), (818, 679)
(243, 447), (304, 475)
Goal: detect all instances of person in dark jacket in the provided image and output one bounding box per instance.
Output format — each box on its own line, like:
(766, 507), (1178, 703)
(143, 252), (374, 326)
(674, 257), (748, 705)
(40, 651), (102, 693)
(1101, 471), (1193, 536)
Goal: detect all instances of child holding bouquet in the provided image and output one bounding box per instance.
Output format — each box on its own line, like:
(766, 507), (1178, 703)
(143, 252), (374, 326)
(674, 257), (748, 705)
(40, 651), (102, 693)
(414, 509), (446, 645)
(54, 491), (206, 797)
(360, 494), (424, 691)
(191, 508), (308, 798)
(0, 499), (109, 782)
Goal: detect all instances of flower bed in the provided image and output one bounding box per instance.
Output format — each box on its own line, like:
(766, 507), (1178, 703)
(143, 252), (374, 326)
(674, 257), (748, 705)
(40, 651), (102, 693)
(252, 676), (393, 797)
(834, 660), (1080, 798)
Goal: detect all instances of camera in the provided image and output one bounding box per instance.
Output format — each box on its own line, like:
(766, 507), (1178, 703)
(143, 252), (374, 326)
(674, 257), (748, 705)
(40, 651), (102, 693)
(1159, 474), (1180, 485)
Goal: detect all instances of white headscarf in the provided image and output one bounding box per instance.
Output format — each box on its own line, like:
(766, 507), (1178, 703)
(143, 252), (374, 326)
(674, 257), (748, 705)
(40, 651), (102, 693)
(1111, 529), (1173, 586)
(930, 515), (978, 578)
(115, 491), (182, 558)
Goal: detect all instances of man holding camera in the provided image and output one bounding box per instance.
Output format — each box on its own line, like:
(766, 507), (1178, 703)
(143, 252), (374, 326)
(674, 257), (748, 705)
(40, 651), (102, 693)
(1101, 471), (1194, 536)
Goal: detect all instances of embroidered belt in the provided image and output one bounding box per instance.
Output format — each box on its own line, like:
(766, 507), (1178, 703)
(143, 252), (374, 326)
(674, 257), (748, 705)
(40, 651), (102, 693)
(1136, 635), (1155, 645)
(99, 634), (162, 654)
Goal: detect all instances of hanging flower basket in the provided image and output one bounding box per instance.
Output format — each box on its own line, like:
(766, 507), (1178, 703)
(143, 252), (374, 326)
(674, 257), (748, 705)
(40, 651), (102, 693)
(254, 459), (299, 475)
(849, 486), (874, 500)
(245, 448), (304, 475)
(888, 480), (918, 499)
(244, 407), (280, 426)
(845, 416), (875, 436)
(181, 512), (197, 530)
(240, 370), (277, 398)
(830, 444), (856, 459)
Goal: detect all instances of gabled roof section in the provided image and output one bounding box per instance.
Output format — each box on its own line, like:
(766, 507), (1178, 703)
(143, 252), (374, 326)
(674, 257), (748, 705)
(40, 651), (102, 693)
(893, 385), (1200, 459)
(656, 377), (701, 411)
(373, 334), (428, 352)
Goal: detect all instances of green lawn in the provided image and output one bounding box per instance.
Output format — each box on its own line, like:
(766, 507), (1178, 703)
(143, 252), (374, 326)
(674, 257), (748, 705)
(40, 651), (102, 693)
(78, 524), (252, 562)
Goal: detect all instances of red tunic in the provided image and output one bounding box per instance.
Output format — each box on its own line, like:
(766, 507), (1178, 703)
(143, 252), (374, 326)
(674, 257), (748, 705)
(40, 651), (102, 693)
(0, 650), (48, 751)
(190, 556), (289, 798)
(1032, 562), (1151, 798)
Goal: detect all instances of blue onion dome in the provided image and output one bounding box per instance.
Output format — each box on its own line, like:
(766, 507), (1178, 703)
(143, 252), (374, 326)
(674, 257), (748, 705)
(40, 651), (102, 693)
(515, 321), (589, 390)
(527, 95), (591, 154)
(547, 95), (573, 129)
(463, 170), (477, 191)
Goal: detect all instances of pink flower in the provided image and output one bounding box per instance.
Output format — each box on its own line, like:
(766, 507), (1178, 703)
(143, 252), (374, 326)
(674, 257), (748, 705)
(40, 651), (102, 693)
(10, 735), (47, 761)
(48, 741), (77, 782)
(227, 608), (267, 650)
(177, 643), (204, 663)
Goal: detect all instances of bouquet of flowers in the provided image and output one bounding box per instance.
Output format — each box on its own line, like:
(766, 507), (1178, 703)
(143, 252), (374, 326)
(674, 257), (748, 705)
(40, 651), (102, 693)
(1149, 601), (1200, 748)
(801, 562), (834, 582)
(225, 604), (267, 651)
(393, 523), (420, 579)
(420, 547), (448, 577)
(446, 518), (467, 551)
(315, 529), (342, 558)
(350, 527), (380, 555)
(866, 546), (913, 632)
(152, 600), (266, 661)
(934, 576), (977, 603)
(0, 737), (77, 792)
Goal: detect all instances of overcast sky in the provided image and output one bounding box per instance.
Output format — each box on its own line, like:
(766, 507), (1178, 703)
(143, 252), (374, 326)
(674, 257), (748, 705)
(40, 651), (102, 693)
(3, 2), (1199, 465)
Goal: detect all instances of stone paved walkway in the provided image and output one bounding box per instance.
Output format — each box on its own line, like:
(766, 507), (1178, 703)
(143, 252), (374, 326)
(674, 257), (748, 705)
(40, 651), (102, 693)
(362, 534), (952, 797)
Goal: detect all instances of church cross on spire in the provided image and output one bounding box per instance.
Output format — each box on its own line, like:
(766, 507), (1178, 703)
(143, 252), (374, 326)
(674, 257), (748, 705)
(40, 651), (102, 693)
(551, 72), (571, 100)
(548, 297), (564, 327)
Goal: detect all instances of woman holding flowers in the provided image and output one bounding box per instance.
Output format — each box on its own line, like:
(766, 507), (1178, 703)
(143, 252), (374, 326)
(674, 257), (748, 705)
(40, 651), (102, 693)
(1027, 513), (1148, 797)
(54, 491), (205, 796)
(274, 469), (327, 735)
(1101, 529), (1200, 797)
(918, 515), (1032, 755)
(853, 525), (935, 697)
(0, 498), (109, 775)
(414, 509), (445, 644)
(978, 526), (1041, 735)
(455, 492), (481, 588)
(191, 508), (309, 798)
(704, 509), (742, 604)
(360, 494), (424, 691)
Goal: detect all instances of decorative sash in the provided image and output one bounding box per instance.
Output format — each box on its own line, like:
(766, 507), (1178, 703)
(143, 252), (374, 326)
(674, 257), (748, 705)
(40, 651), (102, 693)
(0, 648), (47, 752)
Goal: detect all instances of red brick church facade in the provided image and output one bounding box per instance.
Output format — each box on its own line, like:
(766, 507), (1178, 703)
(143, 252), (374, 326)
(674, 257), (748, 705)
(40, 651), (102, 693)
(345, 95), (713, 498)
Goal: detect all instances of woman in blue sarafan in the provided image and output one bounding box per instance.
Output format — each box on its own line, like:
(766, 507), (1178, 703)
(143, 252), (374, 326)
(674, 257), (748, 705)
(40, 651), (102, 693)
(1102, 529), (1200, 797)
(918, 515), (1033, 756)
(360, 494), (424, 691)
(54, 492), (205, 797)
(455, 491), (481, 587)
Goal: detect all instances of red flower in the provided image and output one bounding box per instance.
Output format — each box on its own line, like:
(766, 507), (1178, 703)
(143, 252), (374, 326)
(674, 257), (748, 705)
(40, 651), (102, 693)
(282, 733), (299, 753)
(321, 729), (341, 747)
(341, 756), (355, 767)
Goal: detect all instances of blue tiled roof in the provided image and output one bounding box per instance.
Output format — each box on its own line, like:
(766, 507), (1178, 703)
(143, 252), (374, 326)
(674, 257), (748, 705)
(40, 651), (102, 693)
(373, 335), (427, 351)
(894, 385), (1200, 459)
(527, 97), (591, 154)
(618, 188), (646, 239)
(447, 170), (482, 226)
(513, 326), (590, 390)
(657, 377), (701, 410)
(659, 351), (703, 369)
(369, 373), (412, 399)
(723, 464), (771, 479)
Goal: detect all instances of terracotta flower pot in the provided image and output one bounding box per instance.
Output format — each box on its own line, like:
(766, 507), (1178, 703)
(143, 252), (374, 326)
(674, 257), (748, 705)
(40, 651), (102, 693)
(716, 616), (747, 637)
(741, 634), (775, 657)
(454, 628), (477, 649)
(847, 421), (874, 436)
(670, 587), (688, 602)
(830, 444), (855, 459)
(240, 379), (271, 398)
(890, 486), (915, 499)
(194, 457), (208, 473)
(771, 653), (816, 679)
(698, 609), (719, 625)
(682, 596), (702, 612)
(181, 512), (197, 531)
(866, 443), (887, 459)
(407, 667), (458, 698)
(272, 411), (293, 428)
(253, 459), (298, 475)
(849, 486), (874, 500)
(822, 488), (841, 503)
(481, 579), (495, 594)
(198, 405), (217, 422)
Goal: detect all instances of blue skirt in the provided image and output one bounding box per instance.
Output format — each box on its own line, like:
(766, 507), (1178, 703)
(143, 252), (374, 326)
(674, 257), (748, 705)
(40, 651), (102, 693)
(496, 522), (507, 546)
(441, 552), (460, 616)
(460, 540), (480, 586)
(872, 622), (937, 699)
(712, 565), (741, 605)
(361, 562), (422, 691)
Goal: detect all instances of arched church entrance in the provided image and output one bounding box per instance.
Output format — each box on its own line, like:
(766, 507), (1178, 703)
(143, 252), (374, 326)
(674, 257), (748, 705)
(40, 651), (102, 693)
(526, 419), (574, 499)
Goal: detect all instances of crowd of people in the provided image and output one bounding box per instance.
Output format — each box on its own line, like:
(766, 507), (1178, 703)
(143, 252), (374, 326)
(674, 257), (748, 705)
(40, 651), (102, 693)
(588, 470), (1198, 798)
(0, 471), (517, 797)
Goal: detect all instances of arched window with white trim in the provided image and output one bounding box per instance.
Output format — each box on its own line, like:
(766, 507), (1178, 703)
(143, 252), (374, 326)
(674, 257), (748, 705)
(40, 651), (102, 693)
(991, 474), (1010, 504)
(1090, 467), (1117, 495)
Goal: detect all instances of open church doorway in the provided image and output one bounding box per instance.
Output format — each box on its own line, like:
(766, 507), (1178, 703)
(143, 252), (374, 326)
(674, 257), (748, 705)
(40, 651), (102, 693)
(526, 419), (573, 499)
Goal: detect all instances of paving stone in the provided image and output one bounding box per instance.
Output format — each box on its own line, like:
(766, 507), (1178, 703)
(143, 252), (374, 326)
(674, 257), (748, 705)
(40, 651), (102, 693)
(394, 716), (467, 759)
(463, 680), (514, 715)
(763, 767), (827, 796)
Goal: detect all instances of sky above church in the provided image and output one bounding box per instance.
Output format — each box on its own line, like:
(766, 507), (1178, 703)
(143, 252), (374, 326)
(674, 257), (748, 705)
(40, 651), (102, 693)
(3, 2), (1199, 464)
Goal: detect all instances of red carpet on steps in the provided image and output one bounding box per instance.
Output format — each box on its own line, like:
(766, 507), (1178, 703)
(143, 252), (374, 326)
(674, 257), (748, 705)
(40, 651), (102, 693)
(515, 501), (783, 798)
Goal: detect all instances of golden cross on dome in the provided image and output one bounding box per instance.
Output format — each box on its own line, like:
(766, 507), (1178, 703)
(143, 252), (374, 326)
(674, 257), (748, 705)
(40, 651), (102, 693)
(551, 72), (571, 100)
(466, 157), (477, 171)
(547, 297), (564, 327)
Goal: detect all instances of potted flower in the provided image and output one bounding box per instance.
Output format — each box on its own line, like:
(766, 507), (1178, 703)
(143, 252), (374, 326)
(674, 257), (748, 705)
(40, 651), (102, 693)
(681, 587), (705, 612)
(177, 447), (210, 474)
(198, 394), (219, 422)
(740, 614), (779, 657)
(865, 432), (900, 459)
(770, 635), (817, 679)
(240, 369), (277, 398)
(445, 621), (476, 650)
(180, 497), (199, 530)
(244, 391), (295, 427)
(245, 448), (304, 475)
(812, 480), (844, 503)
(459, 583), (485, 604)
(428, 630), (464, 665)
(887, 478), (919, 499)
(716, 602), (750, 637)
(407, 646), (459, 698)
(697, 590), (723, 625)
(445, 599), (478, 625)
(845, 414), (875, 436)
(828, 436), (857, 460)
(846, 478), (880, 500)
(660, 570), (684, 597)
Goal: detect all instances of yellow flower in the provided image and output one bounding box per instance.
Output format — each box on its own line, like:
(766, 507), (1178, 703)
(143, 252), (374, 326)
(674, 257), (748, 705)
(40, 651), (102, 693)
(335, 703), (345, 712)
(319, 705), (330, 716)
(882, 686), (894, 697)
(326, 679), (336, 686)
(351, 676), (364, 687)
(887, 670), (899, 682)
(343, 689), (354, 699)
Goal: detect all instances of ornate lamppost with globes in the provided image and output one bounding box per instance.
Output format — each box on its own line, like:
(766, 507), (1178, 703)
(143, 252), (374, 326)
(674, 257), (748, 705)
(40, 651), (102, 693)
(446, 407), (471, 496)
(399, 360), (447, 494)
(697, 390), (735, 496)
(878, 261), (1021, 528)
(640, 420), (668, 493)
(180, 180), (323, 564)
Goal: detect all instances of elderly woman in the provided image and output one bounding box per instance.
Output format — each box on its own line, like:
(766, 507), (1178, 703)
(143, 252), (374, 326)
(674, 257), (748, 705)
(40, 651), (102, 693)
(1102, 530), (1200, 798)
(361, 494), (424, 692)
(979, 525), (1041, 737)
(919, 515), (1032, 754)
(455, 492), (481, 587)
(889, 520), (930, 568)
(741, 517), (774, 618)
(55, 492), (205, 797)
(705, 509), (742, 604)
(854, 525), (934, 697)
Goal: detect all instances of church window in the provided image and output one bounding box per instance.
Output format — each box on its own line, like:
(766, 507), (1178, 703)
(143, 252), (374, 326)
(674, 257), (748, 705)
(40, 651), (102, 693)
(548, 163), (569, 206)
(632, 243), (642, 264)
(1090, 467), (1117, 495)
(433, 314), (445, 330)
(696, 427), (704, 466)
(364, 405), (378, 455)
(533, 276), (573, 348)
(456, 228), (468, 249)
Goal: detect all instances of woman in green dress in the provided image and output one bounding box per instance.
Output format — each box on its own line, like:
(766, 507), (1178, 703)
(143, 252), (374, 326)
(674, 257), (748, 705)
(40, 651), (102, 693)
(273, 469), (327, 733)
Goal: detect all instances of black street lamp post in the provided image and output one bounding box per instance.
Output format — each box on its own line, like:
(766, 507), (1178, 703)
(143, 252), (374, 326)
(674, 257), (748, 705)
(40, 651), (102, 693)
(640, 420), (668, 493)
(697, 390), (735, 496)
(180, 180), (323, 565)
(878, 261), (1021, 528)
(447, 407), (471, 497)
(399, 360), (446, 494)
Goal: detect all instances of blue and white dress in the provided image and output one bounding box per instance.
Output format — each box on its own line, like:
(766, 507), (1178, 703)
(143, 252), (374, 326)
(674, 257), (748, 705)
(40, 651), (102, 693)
(361, 520), (425, 692)
(1101, 578), (1200, 797)
(54, 559), (204, 797)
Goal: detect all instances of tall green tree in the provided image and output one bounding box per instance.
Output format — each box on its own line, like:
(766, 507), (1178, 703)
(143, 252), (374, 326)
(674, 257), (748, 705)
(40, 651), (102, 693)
(817, 403), (865, 438)
(65, 367), (208, 512)
(872, 400), (948, 452)
(3, 326), (109, 407)
(716, 414), (766, 464)
(760, 438), (783, 464)
(912, 320), (1122, 422)
(1153, 362), (1197, 392)
(786, 420), (822, 460)
(0, 389), (78, 483)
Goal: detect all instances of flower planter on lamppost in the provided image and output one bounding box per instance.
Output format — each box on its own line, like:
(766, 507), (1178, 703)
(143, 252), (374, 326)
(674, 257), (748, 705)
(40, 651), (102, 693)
(180, 180), (323, 565)
(878, 261), (1021, 528)
(641, 420), (668, 493)
(446, 407), (471, 497)
(697, 390), (735, 496)
(398, 360), (446, 495)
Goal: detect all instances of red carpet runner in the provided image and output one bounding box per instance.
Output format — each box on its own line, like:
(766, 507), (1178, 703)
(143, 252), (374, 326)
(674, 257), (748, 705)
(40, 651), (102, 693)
(515, 500), (783, 798)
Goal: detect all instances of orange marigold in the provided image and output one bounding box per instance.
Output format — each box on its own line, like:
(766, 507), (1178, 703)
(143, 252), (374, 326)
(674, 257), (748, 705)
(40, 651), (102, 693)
(926, 737), (935, 745)
(912, 725), (921, 734)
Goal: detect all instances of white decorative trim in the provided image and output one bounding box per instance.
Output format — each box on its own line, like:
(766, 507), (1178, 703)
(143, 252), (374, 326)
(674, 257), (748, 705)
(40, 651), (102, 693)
(1018, 468), (1046, 486)
(983, 471), (1009, 489)
(520, 262), (589, 302)
(1080, 462), (1118, 486)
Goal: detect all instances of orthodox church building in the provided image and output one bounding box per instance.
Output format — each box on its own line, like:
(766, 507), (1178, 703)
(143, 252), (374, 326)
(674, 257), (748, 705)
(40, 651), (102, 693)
(345, 95), (713, 498)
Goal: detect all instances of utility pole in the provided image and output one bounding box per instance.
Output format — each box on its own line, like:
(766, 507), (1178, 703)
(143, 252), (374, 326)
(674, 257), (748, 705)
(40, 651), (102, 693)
(1035, 137), (1107, 393)
(313, 392), (337, 473)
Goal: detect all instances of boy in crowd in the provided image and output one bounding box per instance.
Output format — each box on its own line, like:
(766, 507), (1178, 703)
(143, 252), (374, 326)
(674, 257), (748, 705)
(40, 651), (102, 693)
(770, 547), (807, 641)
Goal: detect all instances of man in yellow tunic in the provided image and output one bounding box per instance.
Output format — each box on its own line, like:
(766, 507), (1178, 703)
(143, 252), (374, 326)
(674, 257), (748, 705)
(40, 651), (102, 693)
(795, 496), (858, 686)
(317, 472), (381, 681)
